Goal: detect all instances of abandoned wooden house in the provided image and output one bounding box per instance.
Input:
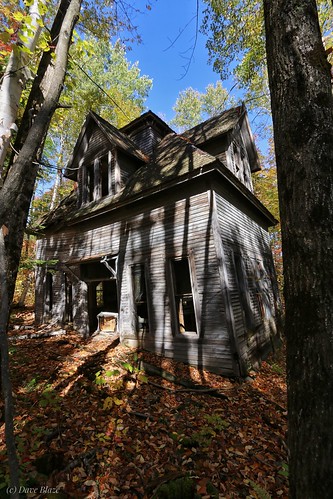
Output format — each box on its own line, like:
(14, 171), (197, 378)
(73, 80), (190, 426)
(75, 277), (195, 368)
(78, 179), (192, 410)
(35, 104), (280, 377)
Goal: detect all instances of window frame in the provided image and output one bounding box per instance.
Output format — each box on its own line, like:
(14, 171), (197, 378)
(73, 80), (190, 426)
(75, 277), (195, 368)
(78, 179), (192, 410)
(130, 262), (151, 335)
(45, 271), (53, 315)
(168, 254), (201, 337)
(81, 150), (118, 205)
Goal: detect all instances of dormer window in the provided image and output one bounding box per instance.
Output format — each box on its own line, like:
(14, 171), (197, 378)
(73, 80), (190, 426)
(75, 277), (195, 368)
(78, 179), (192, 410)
(81, 151), (117, 205)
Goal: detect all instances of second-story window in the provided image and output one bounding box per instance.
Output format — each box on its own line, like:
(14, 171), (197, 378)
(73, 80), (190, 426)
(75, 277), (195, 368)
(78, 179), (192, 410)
(82, 151), (116, 204)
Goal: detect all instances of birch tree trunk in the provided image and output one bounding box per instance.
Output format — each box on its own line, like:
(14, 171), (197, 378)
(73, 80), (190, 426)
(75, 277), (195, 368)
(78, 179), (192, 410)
(50, 167), (63, 211)
(50, 134), (65, 211)
(263, 1), (333, 497)
(0, 0), (45, 173)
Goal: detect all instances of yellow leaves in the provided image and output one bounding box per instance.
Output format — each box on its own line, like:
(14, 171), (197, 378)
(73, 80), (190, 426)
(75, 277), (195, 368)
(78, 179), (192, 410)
(12, 11), (25, 22)
(103, 396), (123, 410)
(103, 397), (113, 410)
(136, 454), (145, 463)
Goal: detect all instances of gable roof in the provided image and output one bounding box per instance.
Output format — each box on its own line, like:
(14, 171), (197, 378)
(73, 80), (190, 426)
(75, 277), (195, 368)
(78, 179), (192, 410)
(120, 110), (174, 138)
(40, 128), (276, 230)
(64, 111), (148, 180)
(56, 133), (218, 222)
(181, 105), (243, 146)
(182, 104), (261, 173)
(41, 105), (273, 231)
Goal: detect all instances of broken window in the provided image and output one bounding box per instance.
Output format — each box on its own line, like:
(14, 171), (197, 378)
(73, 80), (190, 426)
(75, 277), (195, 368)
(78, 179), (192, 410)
(171, 258), (197, 334)
(83, 152), (116, 204)
(45, 271), (53, 314)
(132, 264), (150, 333)
(233, 253), (257, 331)
(253, 260), (273, 321)
(64, 274), (73, 323)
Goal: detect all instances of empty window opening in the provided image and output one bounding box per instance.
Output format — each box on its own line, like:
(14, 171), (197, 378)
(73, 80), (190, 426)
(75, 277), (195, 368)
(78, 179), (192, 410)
(233, 253), (257, 330)
(132, 264), (150, 333)
(45, 272), (53, 314)
(253, 260), (273, 320)
(94, 280), (118, 313)
(171, 258), (197, 334)
(96, 282), (104, 308)
(87, 164), (95, 202)
(100, 156), (109, 197)
(83, 154), (115, 205)
(64, 274), (73, 323)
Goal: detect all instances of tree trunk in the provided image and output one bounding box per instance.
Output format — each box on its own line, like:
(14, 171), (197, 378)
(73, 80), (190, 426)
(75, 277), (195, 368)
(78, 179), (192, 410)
(0, 0), (45, 173)
(0, 229), (20, 498)
(0, 0), (82, 303)
(17, 274), (33, 308)
(0, 0), (82, 491)
(263, 1), (333, 497)
(50, 168), (63, 210)
(10, 0), (72, 169)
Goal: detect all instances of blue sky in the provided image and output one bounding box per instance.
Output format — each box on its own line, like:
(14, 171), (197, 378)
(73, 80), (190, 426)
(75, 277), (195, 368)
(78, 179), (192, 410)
(125, 1), (272, 154)
(127, 0), (232, 123)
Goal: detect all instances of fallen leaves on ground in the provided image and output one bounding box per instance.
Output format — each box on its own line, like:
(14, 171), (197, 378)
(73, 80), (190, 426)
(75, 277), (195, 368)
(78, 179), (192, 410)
(0, 310), (288, 498)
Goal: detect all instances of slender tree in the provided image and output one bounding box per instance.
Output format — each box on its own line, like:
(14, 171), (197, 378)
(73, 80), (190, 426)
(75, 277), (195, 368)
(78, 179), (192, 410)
(0, 0), (82, 492)
(0, 227), (19, 495)
(263, 1), (333, 496)
(0, 0), (46, 172)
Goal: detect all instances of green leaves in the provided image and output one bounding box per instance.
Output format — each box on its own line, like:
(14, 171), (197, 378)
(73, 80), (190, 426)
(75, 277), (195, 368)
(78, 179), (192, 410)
(13, 11), (26, 22)
(171, 81), (236, 132)
(94, 369), (120, 386)
(202, 0), (332, 117)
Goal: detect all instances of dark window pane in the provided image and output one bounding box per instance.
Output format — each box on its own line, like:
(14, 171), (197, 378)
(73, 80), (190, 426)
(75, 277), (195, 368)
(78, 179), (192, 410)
(172, 259), (192, 294)
(132, 264), (149, 333)
(171, 258), (197, 333)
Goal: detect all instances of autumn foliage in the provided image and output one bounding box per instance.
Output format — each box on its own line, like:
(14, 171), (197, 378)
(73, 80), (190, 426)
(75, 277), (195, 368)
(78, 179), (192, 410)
(0, 311), (288, 498)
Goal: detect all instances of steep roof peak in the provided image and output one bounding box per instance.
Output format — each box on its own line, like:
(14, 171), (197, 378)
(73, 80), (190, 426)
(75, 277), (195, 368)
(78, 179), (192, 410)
(120, 110), (174, 138)
(181, 104), (245, 146)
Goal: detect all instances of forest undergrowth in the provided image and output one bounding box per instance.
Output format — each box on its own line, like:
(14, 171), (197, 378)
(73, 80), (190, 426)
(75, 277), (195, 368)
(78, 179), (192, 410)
(0, 309), (288, 498)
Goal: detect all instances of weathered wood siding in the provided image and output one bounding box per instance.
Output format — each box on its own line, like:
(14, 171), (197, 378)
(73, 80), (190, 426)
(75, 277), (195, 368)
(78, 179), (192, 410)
(214, 187), (279, 369)
(35, 188), (235, 375)
(119, 192), (233, 375)
(128, 126), (162, 156)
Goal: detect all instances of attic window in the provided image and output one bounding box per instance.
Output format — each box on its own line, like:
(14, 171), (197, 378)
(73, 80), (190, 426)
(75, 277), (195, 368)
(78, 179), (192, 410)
(82, 152), (116, 204)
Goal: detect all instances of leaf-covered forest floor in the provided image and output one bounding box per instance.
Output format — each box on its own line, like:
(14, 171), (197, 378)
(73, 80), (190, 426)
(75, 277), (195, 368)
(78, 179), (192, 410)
(1, 309), (288, 498)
